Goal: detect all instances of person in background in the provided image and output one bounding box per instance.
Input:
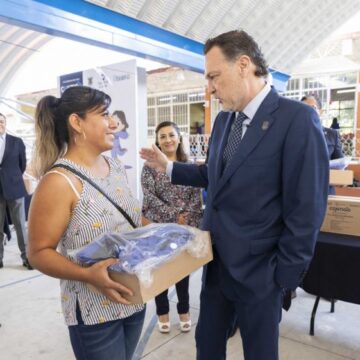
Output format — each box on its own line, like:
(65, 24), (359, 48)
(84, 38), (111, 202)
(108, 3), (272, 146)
(330, 117), (340, 130)
(141, 121), (203, 334)
(140, 30), (329, 360)
(0, 113), (31, 270)
(301, 95), (344, 194)
(28, 86), (146, 360)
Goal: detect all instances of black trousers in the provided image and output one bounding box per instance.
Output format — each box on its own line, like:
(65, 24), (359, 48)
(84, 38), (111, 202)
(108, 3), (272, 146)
(155, 276), (190, 316)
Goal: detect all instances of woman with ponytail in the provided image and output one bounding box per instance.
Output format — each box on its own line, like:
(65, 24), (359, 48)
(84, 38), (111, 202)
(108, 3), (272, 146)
(28, 86), (146, 360)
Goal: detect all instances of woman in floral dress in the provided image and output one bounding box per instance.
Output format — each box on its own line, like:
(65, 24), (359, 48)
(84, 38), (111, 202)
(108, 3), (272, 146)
(141, 121), (203, 333)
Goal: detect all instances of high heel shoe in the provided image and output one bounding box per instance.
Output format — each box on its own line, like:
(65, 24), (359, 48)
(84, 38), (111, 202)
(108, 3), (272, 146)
(180, 319), (192, 332)
(157, 320), (171, 333)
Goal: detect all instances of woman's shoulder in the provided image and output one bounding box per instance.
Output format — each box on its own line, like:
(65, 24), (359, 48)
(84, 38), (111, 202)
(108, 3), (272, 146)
(104, 155), (125, 171)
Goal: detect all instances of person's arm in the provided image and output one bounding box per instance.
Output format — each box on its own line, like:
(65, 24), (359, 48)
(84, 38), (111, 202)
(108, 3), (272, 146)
(140, 142), (209, 188)
(140, 144), (168, 173)
(275, 107), (329, 290)
(141, 165), (182, 223)
(28, 173), (133, 304)
(331, 130), (344, 160)
(171, 129), (215, 188)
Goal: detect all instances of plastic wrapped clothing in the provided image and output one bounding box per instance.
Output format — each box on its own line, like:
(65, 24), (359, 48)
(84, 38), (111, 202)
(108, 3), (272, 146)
(72, 223), (209, 287)
(329, 157), (351, 170)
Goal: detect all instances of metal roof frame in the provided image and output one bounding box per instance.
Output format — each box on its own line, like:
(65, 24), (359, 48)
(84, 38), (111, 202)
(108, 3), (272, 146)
(0, 0), (290, 90)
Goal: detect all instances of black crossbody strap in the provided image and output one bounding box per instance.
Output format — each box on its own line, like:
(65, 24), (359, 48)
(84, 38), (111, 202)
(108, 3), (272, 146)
(51, 163), (137, 229)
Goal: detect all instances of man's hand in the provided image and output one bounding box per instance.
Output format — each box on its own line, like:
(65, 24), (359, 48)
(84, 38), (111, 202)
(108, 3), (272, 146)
(140, 144), (168, 173)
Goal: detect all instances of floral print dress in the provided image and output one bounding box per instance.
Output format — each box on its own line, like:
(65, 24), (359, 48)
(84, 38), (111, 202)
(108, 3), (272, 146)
(141, 164), (203, 228)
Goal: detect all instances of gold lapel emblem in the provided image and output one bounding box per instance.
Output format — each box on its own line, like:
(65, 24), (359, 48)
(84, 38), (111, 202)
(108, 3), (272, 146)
(261, 121), (269, 130)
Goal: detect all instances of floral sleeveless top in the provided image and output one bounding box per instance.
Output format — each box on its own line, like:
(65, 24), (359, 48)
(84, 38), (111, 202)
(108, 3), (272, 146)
(53, 157), (144, 326)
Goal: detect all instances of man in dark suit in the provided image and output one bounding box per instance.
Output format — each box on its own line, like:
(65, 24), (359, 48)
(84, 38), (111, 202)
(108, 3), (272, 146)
(0, 113), (32, 270)
(301, 95), (343, 159)
(141, 30), (329, 359)
(301, 95), (344, 195)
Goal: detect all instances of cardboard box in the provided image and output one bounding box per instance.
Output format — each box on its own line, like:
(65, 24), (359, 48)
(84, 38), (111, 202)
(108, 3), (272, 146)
(321, 195), (360, 236)
(108, 233), (213, 304)
(335, 186), (360, 197)
(329, 170), (353, 186)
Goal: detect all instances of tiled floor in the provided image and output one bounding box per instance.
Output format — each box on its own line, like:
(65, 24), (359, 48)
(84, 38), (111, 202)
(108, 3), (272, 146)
(1, 235), (360, 360)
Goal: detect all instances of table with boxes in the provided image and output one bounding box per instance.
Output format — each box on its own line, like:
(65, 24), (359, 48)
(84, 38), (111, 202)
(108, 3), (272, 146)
(301, 167), (360, 335)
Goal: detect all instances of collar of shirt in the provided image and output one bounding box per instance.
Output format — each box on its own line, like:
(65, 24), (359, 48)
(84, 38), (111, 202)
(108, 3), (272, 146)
(240, 82), (271, 124)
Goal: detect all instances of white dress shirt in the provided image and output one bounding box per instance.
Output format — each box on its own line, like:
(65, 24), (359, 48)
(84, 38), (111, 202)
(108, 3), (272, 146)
(238, 82), (271, 139)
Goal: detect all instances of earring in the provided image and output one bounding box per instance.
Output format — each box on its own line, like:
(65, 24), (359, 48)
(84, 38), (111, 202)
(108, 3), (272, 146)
(82, 131), (87, 141)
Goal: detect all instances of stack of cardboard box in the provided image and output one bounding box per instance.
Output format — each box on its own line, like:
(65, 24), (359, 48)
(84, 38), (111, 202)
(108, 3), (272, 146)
(322, 169), (360, 236)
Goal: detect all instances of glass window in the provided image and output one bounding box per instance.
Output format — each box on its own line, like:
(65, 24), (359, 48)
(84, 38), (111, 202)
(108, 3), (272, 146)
(156, 95), (172, 105)
(158, 106), (171, 122)
(173, 93), (188, 103)
(188, 91), (205, 102)
(147, 108), (155, 127)
(173, 104), (188, 126)
(330, 72), (356, 87)
(147, 97), (155, 106)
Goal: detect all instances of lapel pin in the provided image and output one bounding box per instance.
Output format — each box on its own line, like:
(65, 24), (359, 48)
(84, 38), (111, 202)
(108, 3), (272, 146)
(261, 121), (269, 130)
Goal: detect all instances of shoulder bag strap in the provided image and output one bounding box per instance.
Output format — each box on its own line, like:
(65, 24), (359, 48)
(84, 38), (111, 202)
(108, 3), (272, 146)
(51, 163), (137, 229)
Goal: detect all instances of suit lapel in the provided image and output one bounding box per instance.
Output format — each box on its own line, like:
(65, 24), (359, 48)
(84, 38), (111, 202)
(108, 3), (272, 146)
(214, 88), (280, 196)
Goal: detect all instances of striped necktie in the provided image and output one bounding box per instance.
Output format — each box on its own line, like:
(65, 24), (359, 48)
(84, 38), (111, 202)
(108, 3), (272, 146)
(222, 112), (247, 168)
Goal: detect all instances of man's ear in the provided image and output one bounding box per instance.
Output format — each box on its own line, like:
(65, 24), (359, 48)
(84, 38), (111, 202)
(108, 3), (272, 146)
(68, 113), (82, 134)
(237, 55), (252, 76)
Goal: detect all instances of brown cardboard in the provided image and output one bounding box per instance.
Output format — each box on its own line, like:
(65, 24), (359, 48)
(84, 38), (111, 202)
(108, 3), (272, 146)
(108, 233), (213, 304)
(335, 187), (360, 197)
(321, 195), (360, 236)
(329, 170), (353, 186)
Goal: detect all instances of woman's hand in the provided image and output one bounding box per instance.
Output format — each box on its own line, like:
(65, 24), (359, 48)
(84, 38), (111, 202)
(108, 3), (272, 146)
(85, 258), (133, 305)
(142, 216), (152, 226)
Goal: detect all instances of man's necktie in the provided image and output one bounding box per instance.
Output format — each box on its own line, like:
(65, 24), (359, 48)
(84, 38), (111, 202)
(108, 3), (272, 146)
(222, 112), (247, 169)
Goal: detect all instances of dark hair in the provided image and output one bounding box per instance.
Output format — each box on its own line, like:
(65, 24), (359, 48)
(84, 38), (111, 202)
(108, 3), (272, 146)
(300, 94), (321, 110)
(33, 86), (111, 177)
(155, 121), (188, 162)
(0, 113), (5, 119)
(204, 30), (268, 77)
(112, 110), (129, 129)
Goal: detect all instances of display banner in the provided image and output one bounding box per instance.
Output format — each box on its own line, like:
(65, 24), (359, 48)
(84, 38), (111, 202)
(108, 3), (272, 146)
(59, 60), (147, 198)
(59, 71), (83, 95)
